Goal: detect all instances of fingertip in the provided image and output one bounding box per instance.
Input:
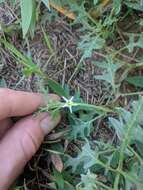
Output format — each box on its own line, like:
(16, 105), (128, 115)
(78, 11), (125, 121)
(0, 88), (61, 119)
(40, 112), (61, 135)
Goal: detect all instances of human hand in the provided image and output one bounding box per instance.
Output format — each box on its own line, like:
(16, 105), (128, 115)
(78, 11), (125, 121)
(0, 88), (60, 190)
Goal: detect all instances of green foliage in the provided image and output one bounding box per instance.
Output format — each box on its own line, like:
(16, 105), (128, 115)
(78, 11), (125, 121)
(125, 0), (143, 11)
(126, 76), (143, 88)
(94, 58), (122, 94)
(66, 98), (143, 189)
(127, 33), (143, 53)
(69, 119), (92, 140)
(66, 141), (99, 172)
(0, 39), (43, 76)
(20, 0), (36, 38)
(68, 110), (102, 140)
(0, 38), (69, 98)
(2, 0), (143, 190)
(49, 168), (75, 190)
(47, 78), (68, 97)
(42, 27), (53, 54)
(78, 34), (105, 58)
(77, 170), (97, 190)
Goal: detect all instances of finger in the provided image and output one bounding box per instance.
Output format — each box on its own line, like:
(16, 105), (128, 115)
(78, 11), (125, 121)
(0, 88), (60, 120)
(0, 118), (13, 139)
(0, 112), (61, 190)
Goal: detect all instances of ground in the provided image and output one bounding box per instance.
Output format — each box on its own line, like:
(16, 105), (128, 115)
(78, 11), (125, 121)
(1, 1), (143, 190)
(0, 4), (110, 189)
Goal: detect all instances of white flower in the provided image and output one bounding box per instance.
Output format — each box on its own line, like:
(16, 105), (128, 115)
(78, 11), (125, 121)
(62, 96), (77, 113)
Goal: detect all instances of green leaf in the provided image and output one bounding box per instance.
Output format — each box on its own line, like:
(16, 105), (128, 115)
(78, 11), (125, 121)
(109, 117), (124, 140)
(126, 76), (143, 88)
(66, 141), (98, 172)
(53, 168), (64, 190)
(78, 35), (105, 58)
(20, 0), (36, 38)
(68, 112), (96, 140)
(77, 170), (97, 190)
(127, 33), (143, 53)
(113, 0), (122, 14)
(93, 0), (98, 5)
(135, 142), (143, 157)
(0, 39), (43, 76)
(47, 182), (57, 190)
(41, 27), (53, 54)
(47, 78), (68, 98)
(125, 1), (143, 11)
(52, 168), (75, 190)
(0, 38), (27, 62)
(109, 99), (143, 144)
(69, 120), (92, 140)
(64, 182), (75, 190)
(94, 58), (121, 92)
(139, 18), (143, 26)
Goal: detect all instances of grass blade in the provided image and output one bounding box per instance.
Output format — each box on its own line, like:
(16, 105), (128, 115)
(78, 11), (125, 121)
(20, 0), (36, 38)
(41, 27), (53, 54)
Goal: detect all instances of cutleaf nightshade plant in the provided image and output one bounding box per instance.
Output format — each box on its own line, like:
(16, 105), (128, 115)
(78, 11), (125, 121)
(66, 97), (143, 190)
(39, 95), (112, 143)
(2, 1), (143, 189)
(40, 96), (112, 116)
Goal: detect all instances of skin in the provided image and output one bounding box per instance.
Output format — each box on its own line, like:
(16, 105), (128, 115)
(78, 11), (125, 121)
(0, 88), (61, 190)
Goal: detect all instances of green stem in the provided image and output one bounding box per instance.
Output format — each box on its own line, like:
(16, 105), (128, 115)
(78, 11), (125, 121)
(128, 146), (143, 165)
(113, 98), (143, 189)
(98, 148), (116, 156)
(41, 100), (113, 114)
(76, 102), (112, 113)
(95, 180), (113, 190)
(120, 170), (143, 188)
(97, 160), (116, 172)
(120, 91), (143, 97)
(97, 159), (143, 188)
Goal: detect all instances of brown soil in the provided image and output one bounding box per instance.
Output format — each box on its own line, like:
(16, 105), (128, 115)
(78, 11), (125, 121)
(0, 3), (113, 190)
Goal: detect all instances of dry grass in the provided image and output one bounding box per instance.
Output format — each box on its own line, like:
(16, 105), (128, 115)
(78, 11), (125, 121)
(0, 4), (112, 189)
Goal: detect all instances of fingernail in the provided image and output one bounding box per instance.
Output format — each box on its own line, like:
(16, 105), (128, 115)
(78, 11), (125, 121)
(40, 112), (61, 135)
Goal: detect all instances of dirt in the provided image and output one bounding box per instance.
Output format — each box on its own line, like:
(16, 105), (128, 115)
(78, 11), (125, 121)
(0, 4), (117, 190)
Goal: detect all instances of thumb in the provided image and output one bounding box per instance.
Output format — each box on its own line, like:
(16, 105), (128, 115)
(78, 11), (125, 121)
(0, 112), (60, 190)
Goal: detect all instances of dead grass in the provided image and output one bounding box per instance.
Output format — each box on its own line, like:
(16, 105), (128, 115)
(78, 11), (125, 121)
(1, 2), (143, 189)
(0, 4), (113, 189)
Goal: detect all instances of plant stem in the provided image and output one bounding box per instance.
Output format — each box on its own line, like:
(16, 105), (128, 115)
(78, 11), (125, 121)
(120, 91), (143, 97)
(95, 180), (113, 190)
(128, 146), (143, 165)
(98, 148), (116, 156)
(76, 102), (112, 113)
(97, 160), (116, 172)
(113, 98), (143, 189)
(119, 170), (143, 188)
(97, 159), (143, 188)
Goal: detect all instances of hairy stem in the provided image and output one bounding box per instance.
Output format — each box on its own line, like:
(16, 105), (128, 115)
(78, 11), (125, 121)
(113, 98), (143, 189)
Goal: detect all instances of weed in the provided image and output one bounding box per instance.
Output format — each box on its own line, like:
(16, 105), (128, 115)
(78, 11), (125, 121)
(1, 0), (143, 190)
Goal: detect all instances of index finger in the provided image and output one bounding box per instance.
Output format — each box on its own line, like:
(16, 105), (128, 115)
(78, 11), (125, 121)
(0, 88), (58, 120)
